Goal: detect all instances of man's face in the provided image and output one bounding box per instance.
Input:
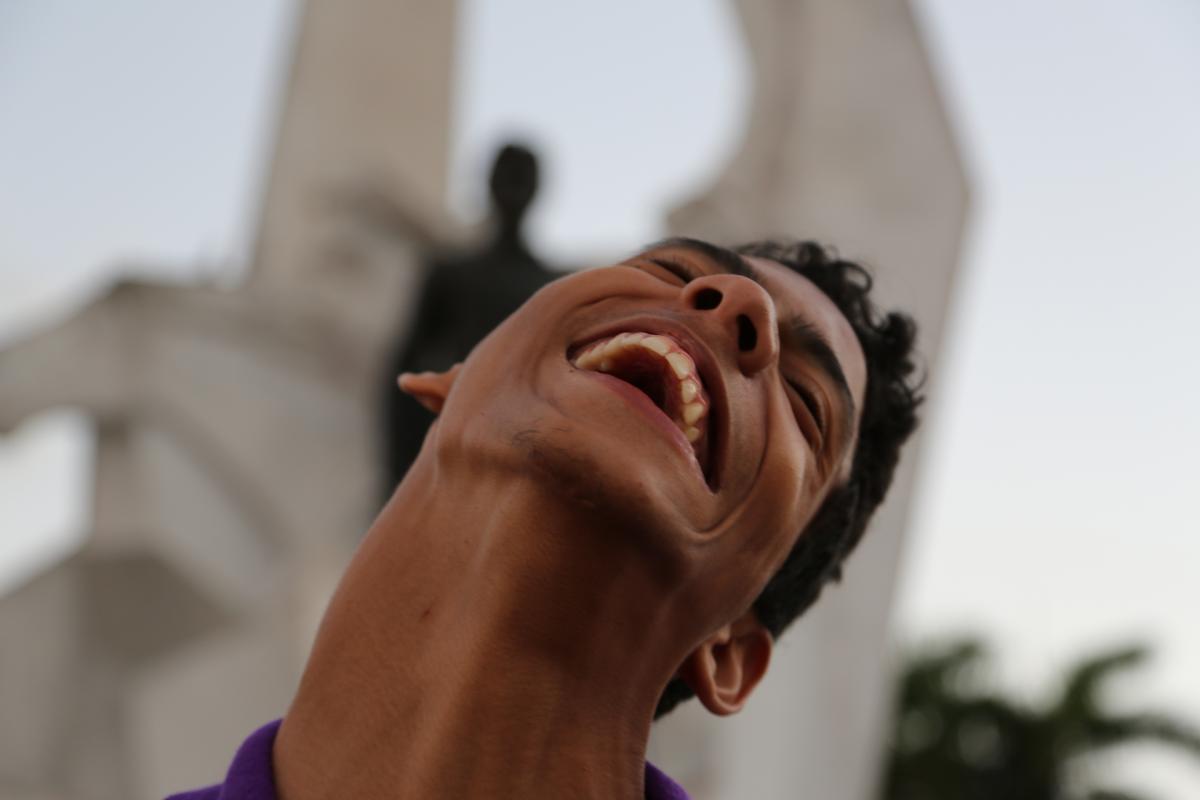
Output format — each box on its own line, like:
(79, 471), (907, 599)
(430, 240), (867, 631)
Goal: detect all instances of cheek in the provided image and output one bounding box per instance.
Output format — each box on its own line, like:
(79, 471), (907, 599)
(686, 449), (815, 623)
(749, 473), (806, 567)
(744, 435), (822, 571)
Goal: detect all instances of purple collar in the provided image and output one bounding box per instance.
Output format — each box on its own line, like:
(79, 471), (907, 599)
(167, 719), (690, 799)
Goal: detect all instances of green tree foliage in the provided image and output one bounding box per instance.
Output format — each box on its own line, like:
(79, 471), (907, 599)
(881, 639), (1200, 800)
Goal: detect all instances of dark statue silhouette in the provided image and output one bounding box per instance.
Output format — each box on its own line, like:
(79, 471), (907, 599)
(381, 144), (556, 497)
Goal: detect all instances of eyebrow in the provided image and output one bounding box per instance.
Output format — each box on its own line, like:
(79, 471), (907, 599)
(642, 237), (857, 442)
(647, 236), (764, 283)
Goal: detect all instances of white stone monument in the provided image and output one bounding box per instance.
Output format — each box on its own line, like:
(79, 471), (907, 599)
(0, 1), (459, 797)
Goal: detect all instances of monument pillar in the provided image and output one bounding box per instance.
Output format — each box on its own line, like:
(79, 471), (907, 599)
(250, 0), (459, 293)
(0, 2), (461, 798)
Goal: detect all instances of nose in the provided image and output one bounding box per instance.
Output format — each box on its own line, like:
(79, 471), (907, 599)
(682, 273), (779, 376)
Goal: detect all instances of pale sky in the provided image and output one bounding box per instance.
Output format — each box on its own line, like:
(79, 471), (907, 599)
(1, 0), (1198, 793)
(898, 2), (1200, 792)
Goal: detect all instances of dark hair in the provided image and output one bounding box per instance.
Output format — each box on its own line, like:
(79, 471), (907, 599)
(654, 239), (924, 717)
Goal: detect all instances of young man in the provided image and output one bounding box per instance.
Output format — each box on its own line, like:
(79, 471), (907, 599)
(169, 237), (921, 800)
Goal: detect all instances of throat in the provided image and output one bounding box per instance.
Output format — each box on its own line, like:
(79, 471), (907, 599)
(273, 471), (673, 800)
(617, 361), (672, 416)
(277, 595), (657, 800)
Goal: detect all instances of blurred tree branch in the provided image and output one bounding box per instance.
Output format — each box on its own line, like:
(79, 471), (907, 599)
(881, 638), (1200, 800)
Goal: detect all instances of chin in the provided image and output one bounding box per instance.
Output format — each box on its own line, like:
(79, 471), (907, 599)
(505, 415), (697, 560)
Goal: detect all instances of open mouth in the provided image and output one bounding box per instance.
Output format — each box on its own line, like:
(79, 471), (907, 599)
(568, 331), (716, 488)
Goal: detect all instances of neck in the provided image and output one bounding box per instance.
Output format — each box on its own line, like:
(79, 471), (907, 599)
(274, 443), (683, 800)
(492, 218), (527, 252)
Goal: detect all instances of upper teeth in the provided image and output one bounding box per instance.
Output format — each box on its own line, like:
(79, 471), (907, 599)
(570, 331), (709, 444)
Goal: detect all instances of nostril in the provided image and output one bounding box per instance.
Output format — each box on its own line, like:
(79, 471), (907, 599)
(694, 288), (722, 310)
(737, 314), (757, 352)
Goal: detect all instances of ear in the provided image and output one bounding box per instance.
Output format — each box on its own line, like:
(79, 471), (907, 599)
(679, 610), (773, 716)
(397, 363), (462, 414)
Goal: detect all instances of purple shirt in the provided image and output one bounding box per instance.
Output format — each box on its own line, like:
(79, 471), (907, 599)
(167, 719), (690, 800)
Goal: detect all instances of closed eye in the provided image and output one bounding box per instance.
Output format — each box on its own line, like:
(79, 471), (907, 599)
(645, 258), (696, 285)
(786, 379), (826, 447)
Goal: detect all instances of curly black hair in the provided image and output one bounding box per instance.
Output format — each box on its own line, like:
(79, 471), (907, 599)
(654, 239), (924, 717)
